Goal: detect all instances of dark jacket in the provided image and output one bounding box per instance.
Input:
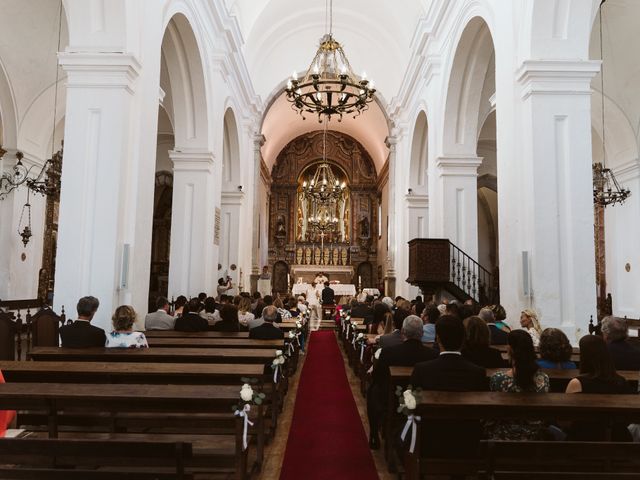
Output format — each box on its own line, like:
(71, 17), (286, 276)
(174, 313), (209, 332)
(321, 286), (335, 305)
(411, 353), (487, 457)
(351, 304), (375, 325)
(461, 346), (507, 368)
(212, 321), (241, 332)
(373, 302), (390, 327)
(249, 322), (285, 340)
(372, 339), (438, 389)
(608, 339), (640, 371)
(488, 324), (509, 345)
(378, 330), (403, 349)
(59, 320), (106, 348)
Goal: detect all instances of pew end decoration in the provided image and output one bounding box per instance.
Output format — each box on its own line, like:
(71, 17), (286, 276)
(232, 379), (265, 452)
(396, 386), (422, 454)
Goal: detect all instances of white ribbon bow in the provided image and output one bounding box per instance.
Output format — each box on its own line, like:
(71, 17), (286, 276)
(273, 364), (279, 383)
(345, 323), (350, 336)
(400, 414), (421, 454)
(360, 343), (365, 362)
(287, 341), (295, 356)
(295, 332), (301, 346)
(234, 403), (254, 451)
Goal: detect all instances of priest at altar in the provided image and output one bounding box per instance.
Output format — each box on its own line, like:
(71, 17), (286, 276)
(314, 272), (329, 285)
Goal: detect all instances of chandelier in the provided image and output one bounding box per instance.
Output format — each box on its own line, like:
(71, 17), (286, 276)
(300, 125), (347, 238)
(593, 0), (630, 207)
(285, 0), (375, 122)
(0, 149), (62, 201)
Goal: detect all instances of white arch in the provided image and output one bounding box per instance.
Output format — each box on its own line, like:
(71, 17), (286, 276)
(0, 57), (18, 148)
(160, 10), (210, 149)
(409, 110), (428, 193)
(441, 16), (495, 155)
(222, 107), (241, 187)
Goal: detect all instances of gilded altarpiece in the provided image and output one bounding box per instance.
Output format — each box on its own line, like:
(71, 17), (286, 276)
(268, 131), (379, 289)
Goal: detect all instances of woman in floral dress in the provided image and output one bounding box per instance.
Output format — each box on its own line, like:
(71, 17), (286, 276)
(485, 330), (549, 440)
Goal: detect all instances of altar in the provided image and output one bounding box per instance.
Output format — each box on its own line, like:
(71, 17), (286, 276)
(292, 282), (357, 297)
(290, 264), (354, 286)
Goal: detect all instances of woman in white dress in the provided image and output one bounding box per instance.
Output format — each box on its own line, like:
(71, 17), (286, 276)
(306, 282), (322, 331)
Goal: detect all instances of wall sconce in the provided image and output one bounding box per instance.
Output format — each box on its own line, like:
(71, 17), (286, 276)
(237, 185), (243, 192)
(407, 188), (413, 195)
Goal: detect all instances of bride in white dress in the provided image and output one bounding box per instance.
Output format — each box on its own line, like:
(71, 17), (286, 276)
(306, 282), (322, 331)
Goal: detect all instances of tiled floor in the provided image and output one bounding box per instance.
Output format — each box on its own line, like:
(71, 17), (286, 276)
(258, 331), (394, 480)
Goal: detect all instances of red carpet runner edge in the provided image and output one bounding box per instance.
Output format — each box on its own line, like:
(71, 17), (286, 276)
(279, 330), (379, 480)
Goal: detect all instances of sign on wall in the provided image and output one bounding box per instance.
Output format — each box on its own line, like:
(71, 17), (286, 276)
(214, 207), (221, 246)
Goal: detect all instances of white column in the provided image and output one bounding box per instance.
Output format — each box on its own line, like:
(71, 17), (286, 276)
(168, 149), (216, 299)
(53, 52), (140, 332)
(0, 151), (47, 300)
(434, 155), (482, 260)
(605, 162), (640, 317)
(250, 135), (265, 293)
(503, 60), (600, 341)
(220, 191), (244, 294)
(384, 135), (398, 297)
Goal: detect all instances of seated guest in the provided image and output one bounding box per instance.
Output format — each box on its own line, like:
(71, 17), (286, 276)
(444, 301), (461, 319)
(566, 335), (632, 441)
(173, 295), (187, 317)
(461, 316), (507, 368)
(249, 306), (285, 340)
(601, 316), (640, 371)
(174, 298), (209, 332)
(287, 298), (300, 318)
(411, 315), (487, 457)
(297, 295), (308, 314)
(371, 299), (390, 333)
(479, 307), (508, 345)
(485, 330), (549, 440)
(321, 283), (335, 305)
(372, 311), (395, 338)
(212, 304), (242, 332)
(380, 296), (394, 312)
(106, 305), (148, 348)
(412, 300), (425, 317)
(60, 296), (106, 348)
(520, 309), (542, 347)
(238, 296), (255, 328)
(537, 328), (576, 369)
(199, 297), (220, 326)
(421, 304), (439, 343)
(145, 296), (176, 331)
(274, 297), (292, 321)
(351, 296), (375, 325)
(367, 315), (437, 449)
(377, 311), (403, 349)
(0, 370), (15, 437)
(490, 304), (511, 333)
(251, 291), (262, 312)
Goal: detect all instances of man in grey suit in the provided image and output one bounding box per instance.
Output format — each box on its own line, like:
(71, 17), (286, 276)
(145, 297), (176, 330)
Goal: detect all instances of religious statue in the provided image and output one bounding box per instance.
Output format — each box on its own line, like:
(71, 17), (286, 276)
(359, 215), (370, 238)
(275, 215), (286, 237)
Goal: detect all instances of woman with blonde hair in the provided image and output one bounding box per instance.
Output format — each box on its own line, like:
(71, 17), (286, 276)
(237, 296), (255, 328)
(520, 309), (542, 347)
(106, 305), (148, 348)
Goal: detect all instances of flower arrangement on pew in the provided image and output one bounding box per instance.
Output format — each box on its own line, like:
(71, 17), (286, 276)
(395, 385), (422, 454)
(355, 332), (368, 362)
(232, 379), (266, 451)
(271, 349), (286, 383)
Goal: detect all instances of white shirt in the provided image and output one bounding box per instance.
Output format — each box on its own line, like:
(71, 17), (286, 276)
(306, 286), (320, 306)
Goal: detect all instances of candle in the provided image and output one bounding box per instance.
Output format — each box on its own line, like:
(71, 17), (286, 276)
(287, 273), (291, 285)
(358, 275), (362, 287)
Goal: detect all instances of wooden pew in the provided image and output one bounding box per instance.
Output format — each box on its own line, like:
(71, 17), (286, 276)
(0, 437), (193, 479)
(145, 330), (250, 338)
(0, 382), (259, 480)
(147, 338), (284, 349)
(403, 391), (640, 480)
(29, 347), (278, 364)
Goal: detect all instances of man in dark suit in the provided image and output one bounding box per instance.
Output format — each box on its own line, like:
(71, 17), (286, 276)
(351, 295), (375, 325)
(249, 306), (285, 340)
(479, 307), (508, 345)
(321, 284), (335, 305)
(174, 298), (209, 332)
(59, 296), (106, 348)
(602, 316), (640, 371)
(411, 315), (487, 458)
(367, 315), (437, 449)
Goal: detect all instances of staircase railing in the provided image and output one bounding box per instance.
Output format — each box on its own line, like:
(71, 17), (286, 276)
(407, 238), (497, 304)
(449, 242), (495, 304)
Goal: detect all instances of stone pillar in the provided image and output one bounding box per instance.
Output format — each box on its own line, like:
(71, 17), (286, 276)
(220, 191), (244, 294)
(167, 149), (216, 299)
(53, 52), (141, 332)
(501, 60), (600, 341)
(250, 134), (265, 294)
(434, 155), (482, 260)
(384, 135), (398, 297)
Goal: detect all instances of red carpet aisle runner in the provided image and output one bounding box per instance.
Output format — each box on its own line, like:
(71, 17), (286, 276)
(279, 331), (379, 480)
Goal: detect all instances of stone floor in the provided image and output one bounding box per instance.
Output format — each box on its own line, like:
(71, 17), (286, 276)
(258, 330), (394, 480)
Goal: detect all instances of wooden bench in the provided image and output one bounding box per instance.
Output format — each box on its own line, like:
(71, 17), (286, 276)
(0, 382), (260, 479)
(403, 391), (640, 479)
(0, 437), (193, 479)
(145, 330), (250, 338)
(146, 337), (285, 349)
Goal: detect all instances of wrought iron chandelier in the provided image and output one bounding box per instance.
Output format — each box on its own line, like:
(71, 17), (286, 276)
(285, 0), (376, 122)
(300, 125), (346, 236)
(593, 0), (630, 207)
